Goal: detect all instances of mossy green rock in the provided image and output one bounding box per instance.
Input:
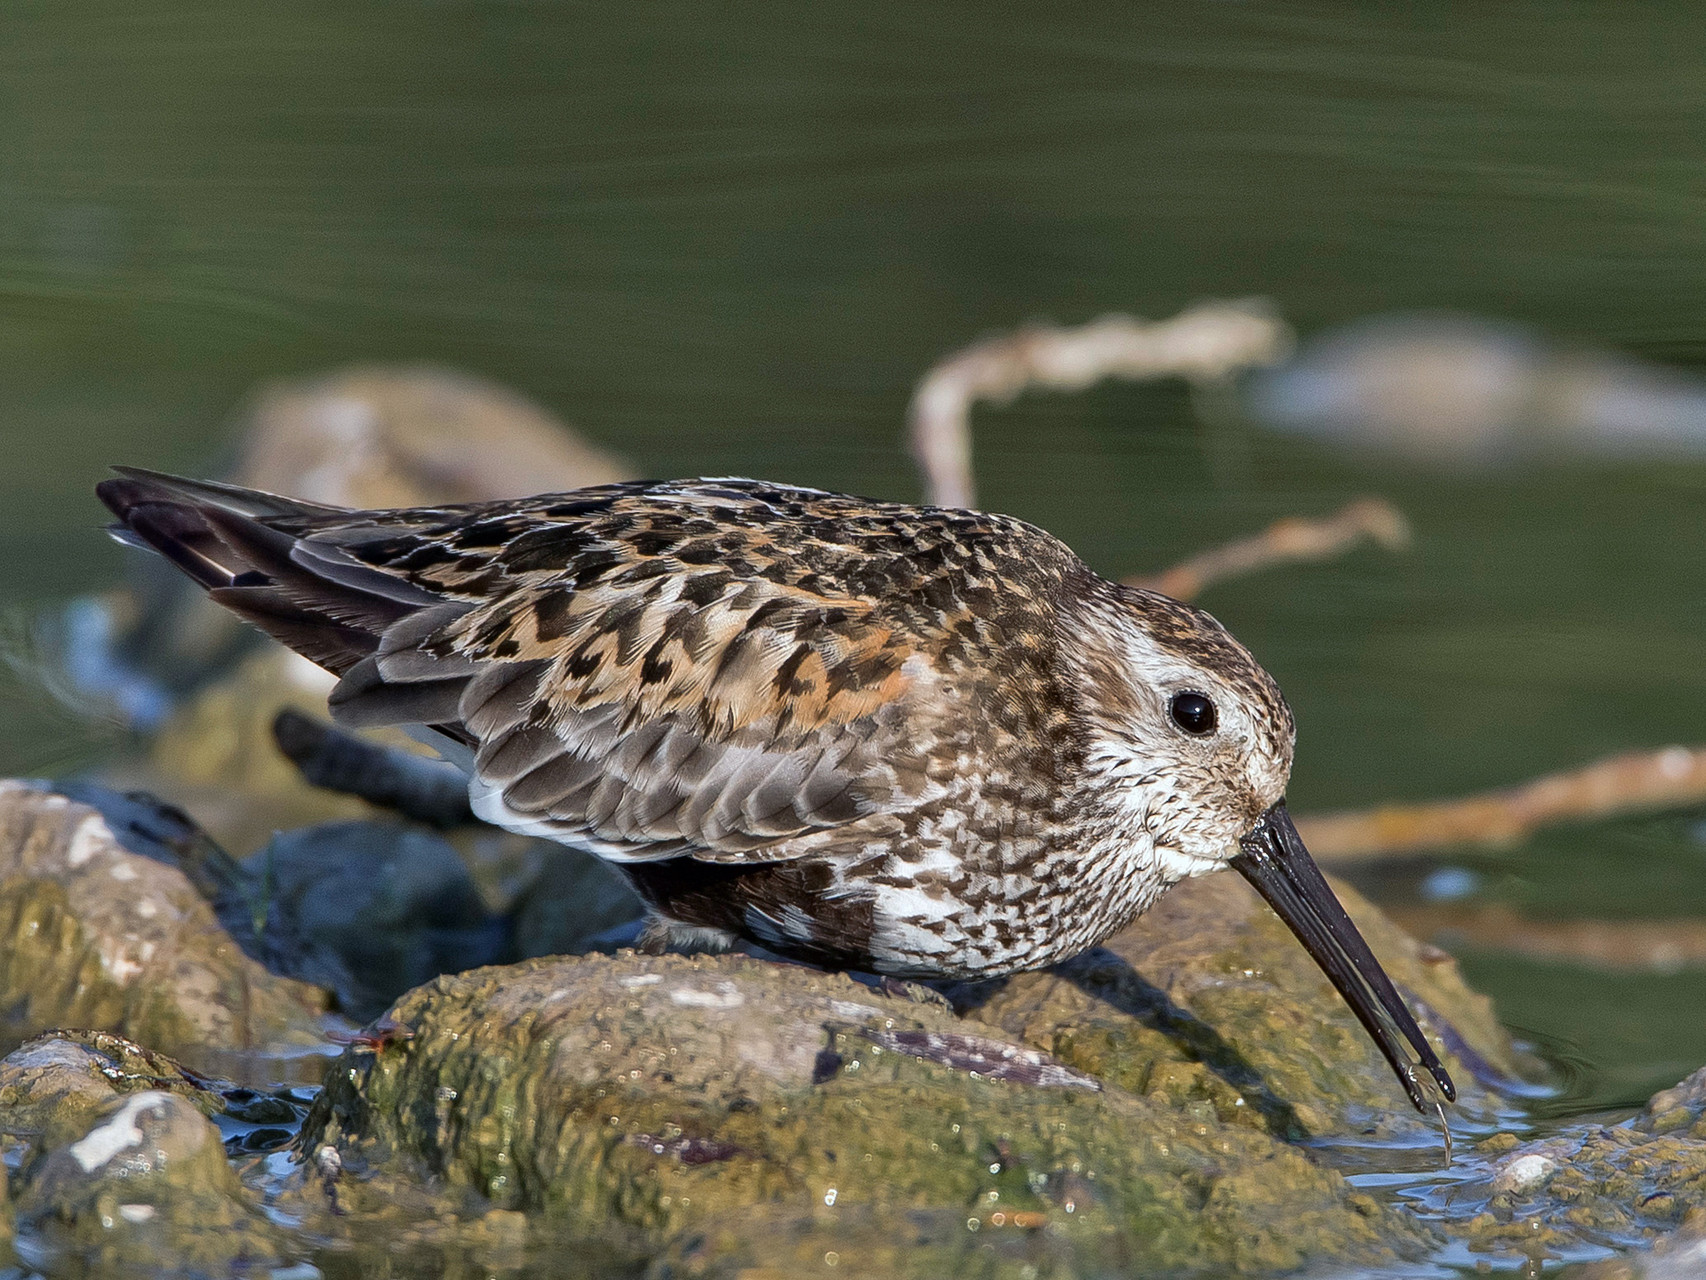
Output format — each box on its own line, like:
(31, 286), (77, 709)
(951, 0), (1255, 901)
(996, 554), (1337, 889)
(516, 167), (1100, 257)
(2, 1032), (289, 1275)
(1441, 1064), (1706, 1266)
(0, 781), (330, 1071)
(16, 1091), (286, 1274)
(303, 952), (1436, 1275)
(0, 1031), (226, 1155)
(950, 868), (1529, 1143)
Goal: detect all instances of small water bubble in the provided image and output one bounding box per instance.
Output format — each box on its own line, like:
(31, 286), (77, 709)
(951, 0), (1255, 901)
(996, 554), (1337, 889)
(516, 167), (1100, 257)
(824, 1187), (837, 1206)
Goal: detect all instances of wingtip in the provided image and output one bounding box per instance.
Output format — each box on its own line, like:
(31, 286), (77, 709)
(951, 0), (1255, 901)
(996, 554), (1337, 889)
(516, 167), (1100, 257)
(97, 467), (206, 519)
(96, 466), (353, 522)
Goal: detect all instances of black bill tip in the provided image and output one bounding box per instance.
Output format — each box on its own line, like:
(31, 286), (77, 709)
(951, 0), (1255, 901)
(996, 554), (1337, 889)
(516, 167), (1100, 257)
(1230, 800), (1456, 1115)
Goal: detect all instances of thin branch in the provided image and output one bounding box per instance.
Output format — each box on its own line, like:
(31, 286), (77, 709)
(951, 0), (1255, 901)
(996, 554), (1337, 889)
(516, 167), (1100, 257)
(907, 299), (1292, 510)
(1126, 498), (1411, 602)
(1390, 903), (1706, 973)
(1298, 746), (1706, 863)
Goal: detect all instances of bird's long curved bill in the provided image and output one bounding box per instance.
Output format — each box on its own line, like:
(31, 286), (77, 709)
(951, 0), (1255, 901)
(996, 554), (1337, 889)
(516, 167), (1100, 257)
(1231, 801), (1456, 1114)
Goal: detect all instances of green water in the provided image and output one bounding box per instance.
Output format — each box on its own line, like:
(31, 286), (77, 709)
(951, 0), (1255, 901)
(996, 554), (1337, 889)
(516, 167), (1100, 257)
(6, 3), (1706, 1115)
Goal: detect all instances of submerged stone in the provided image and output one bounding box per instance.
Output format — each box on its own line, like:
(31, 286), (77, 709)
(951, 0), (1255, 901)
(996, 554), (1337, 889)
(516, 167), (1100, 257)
(1439, 1062), (1706, 1265)
(0, 1031), (226, 1152)
(299, 952), (1436, 1275)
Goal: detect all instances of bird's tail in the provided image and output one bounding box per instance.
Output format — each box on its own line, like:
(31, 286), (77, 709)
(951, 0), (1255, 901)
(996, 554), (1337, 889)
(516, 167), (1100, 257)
(96, 467), (444, 677)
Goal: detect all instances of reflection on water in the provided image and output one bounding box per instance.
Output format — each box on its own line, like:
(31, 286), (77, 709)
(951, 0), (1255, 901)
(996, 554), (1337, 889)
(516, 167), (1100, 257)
(5, 3), (1706, 1113)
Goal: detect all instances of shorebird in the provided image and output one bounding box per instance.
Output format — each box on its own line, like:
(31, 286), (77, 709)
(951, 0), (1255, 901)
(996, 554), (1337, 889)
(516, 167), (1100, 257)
(97, 469), (1454, 1115)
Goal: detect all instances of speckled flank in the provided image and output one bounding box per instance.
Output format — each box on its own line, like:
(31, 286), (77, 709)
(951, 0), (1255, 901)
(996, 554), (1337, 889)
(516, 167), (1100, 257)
(98, 470), (1298, 978)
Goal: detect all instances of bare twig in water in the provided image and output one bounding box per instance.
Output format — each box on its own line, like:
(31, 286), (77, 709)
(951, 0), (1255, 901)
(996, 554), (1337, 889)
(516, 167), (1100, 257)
(1391, 903), (1706, 973)
(1299, 746), (1706, 863)
(907, 299), (1292, 509)
(1127, 498), (1411, 602)
(905, 301), (1407, 599)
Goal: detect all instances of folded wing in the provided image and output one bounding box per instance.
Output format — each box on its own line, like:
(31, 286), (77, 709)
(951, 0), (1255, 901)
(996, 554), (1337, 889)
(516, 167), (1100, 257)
(98, 471), (955, 864)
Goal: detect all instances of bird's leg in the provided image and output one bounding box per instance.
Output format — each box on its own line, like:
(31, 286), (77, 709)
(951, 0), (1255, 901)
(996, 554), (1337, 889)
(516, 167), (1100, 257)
(636, 914), (743, 957)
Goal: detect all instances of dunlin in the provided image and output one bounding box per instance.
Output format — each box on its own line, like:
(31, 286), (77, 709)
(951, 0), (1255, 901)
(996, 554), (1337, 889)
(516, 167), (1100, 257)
(98, 469), (1454, 1114)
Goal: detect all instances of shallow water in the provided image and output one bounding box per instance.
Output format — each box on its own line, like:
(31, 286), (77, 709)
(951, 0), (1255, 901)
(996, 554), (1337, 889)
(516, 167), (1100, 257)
(3, 0), (1706, 1161)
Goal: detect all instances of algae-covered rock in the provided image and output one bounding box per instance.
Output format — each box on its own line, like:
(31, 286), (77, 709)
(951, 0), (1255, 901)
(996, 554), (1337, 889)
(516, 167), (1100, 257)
(300, 952), (1436, 1276)
(948, 868), (1531, 1144)
(0, 780), (330, 1069)
(0, 1031), (300, 1276)
(0, 1031), (225, 1153)
(644, 1203), (1073, 1280)
(46, 780), (500, 1026)
(1438, 1063), (1706, 1264)
(14, 1088), (285, 1274)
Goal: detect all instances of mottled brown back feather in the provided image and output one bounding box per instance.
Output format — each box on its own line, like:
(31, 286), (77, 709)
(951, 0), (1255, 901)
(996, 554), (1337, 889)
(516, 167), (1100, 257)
(101, 472), (1095, 867)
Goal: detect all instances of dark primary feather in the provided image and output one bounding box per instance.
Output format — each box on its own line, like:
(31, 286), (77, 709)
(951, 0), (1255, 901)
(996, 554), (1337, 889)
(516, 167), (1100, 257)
(97, 469), (1087, 866)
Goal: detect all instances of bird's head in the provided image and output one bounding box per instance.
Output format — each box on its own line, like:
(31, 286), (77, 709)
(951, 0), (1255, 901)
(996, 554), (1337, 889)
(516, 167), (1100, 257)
(1068, 578), (1454, 1119)
(1070, 582), (1296, 875)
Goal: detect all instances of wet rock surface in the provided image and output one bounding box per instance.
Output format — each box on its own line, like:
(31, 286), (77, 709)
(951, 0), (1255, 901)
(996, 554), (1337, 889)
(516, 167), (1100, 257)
(948, 867), (1530, 1145)
(0, 1031), (298, 1276)
(0, 781), (330, 1072)
(297, 951), (1437, 1275)
(1423, 1063), (1706, 1270)
(44, 778), (517, 1026)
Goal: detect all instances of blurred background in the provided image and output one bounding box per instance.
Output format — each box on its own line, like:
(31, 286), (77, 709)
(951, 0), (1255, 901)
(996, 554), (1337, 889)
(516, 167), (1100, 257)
(5, 2), (1706, 1113)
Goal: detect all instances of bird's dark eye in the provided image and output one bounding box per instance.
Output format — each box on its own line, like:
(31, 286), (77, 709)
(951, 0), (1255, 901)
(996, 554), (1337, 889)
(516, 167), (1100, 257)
(1169, 691), (1217, 736)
